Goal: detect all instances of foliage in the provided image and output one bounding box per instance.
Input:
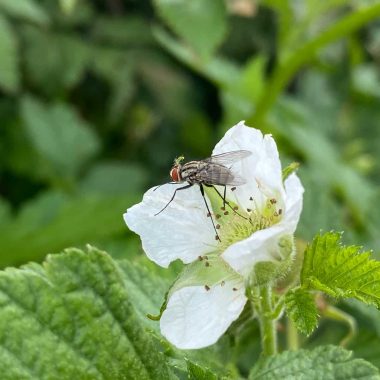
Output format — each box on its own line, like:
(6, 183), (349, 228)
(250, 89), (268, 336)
(1, 0), (380, 377)
(249, 345), (380, 379)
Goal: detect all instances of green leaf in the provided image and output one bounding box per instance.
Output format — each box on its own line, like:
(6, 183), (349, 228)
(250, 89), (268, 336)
(301, 232), (380, 307)
(154, 0), (227, 58)
(79, 162), (149, 195)
(0, 191), (136, 267)
(285, 288), (318, 336)
(249, 345), (380, 379)
(22, 27), (90, 94)
(187, 360), (218, 380)
(0, 0), (49, 25)
(21, 96), (100, 181)
(0, 246), (176, 379)
(0, 15), (18, 93)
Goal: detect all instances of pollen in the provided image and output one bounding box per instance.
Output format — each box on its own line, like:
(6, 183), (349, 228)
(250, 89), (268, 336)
(218, 197), (282, 251)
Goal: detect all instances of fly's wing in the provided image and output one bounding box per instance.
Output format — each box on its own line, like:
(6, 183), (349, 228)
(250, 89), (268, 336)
(204, 150), (251, 166)
(196, 163), (246, 186)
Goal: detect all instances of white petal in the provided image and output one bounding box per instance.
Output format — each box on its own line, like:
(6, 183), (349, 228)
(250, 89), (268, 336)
(212, 121), (284, 212)
(222, 173), (304, 277)
(282, 173), (304, 232)
(124, 184), (217, 267)
(160, 280), (247, 349)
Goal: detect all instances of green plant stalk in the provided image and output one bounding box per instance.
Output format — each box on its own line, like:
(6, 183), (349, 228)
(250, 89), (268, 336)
(248, 3), (380, 126)
(286, 317), (299, 351)
(258, 286), (277, 356)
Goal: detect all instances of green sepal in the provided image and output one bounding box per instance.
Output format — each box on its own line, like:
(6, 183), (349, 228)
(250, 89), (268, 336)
(251, 235), (295, 286)
(282, 162), (300, 181)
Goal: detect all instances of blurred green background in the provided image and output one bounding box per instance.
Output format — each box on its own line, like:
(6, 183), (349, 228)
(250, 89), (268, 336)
(1, 0), (380, 271)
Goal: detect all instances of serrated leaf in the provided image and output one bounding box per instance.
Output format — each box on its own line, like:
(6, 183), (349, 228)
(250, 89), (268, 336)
(0, 246), (176, 379)
(249, 345), (380, 379)
(21, 96), (100, 180)
(285, 288), (318, 335)
(0, 14), (19, 93)
(301, 232), (380, 307)
(0, 0), (49, 25)
(154, 0), (227, 58)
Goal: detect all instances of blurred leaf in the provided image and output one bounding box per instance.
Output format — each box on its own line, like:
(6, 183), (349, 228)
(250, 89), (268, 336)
(92, 16), (154, 46)
(154, 26), (240, 87)
(0, 191), (135, 267)
(0, 15), (19, 93)
(0, 0), (49, 25)
(154, 0), (227, 59)
(187, 360), (218, 380)
(285, 287), (318, 336)
(249, 345), (380, 379)
(80, 162), (149, 195)
(0, 246), (176, 379)
(352, 64), (380, 99)
(20, 96), (100, 181)
(22, 27), (90, 94)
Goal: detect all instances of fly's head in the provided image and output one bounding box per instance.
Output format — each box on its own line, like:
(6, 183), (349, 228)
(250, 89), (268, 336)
(170, 155), (185, 182)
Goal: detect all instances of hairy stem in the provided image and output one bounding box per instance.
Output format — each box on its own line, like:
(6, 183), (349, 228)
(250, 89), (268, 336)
(258, 286), (277, 356)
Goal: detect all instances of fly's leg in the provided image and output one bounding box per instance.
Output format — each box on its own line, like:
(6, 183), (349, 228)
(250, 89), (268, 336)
(210, 185), (248, 220)
(154, 183), (193, 215)
(200, 184), (221, 242)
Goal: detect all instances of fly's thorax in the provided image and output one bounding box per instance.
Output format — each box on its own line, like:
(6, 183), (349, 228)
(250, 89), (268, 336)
(180, 161), (203, 183)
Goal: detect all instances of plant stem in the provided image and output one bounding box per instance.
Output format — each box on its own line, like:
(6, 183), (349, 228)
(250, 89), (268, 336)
(286, 317), (299, 351)
(248, 3), (380, 126)
(258, 286), (277, 356)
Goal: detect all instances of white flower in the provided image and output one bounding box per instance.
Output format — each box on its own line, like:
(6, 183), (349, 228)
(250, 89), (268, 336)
(124, 121), (304, 349)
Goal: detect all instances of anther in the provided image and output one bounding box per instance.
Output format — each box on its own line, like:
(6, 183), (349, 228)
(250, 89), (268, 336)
(233, 206), (238, 211)
(206, 212), (211, 217)
(198, 256), (203, 261)
(224, 211), (229, 215)
(216, 224), (221, 229)
(270, 198), (277, 204)
(278, 209), (282, 215)
(247, 208), (251, 212)
(221, 281), (225, 286)
(249, 196), (253, 201)
(232, 287), (238, 291)
(231, 187), (236, 191)
(216, 214), (221, 219)
(205, 285), (210, 291)
(221, 207), (225, 211)
(205, 261), (210, 267)
(215, 235), (220, 241)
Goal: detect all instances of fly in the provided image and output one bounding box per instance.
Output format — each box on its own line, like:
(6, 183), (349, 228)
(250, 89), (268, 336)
(154, 150), (252, 241)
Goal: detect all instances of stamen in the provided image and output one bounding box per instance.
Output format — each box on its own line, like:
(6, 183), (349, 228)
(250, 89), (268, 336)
(233, 288), (237, 291)
(205, 261), (210, 267)
(224, 211), (229, 215)
(231, 187), (236, 191)
(205, 285), (210, 291)
(216, 224), (221, 229)
(221, 281), (225, 286)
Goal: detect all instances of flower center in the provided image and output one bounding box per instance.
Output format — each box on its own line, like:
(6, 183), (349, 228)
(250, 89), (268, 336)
(216, 197), (282, 251)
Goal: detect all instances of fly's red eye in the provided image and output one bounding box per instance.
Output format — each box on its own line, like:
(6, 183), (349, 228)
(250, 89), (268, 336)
(170, 167), (180, 182)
